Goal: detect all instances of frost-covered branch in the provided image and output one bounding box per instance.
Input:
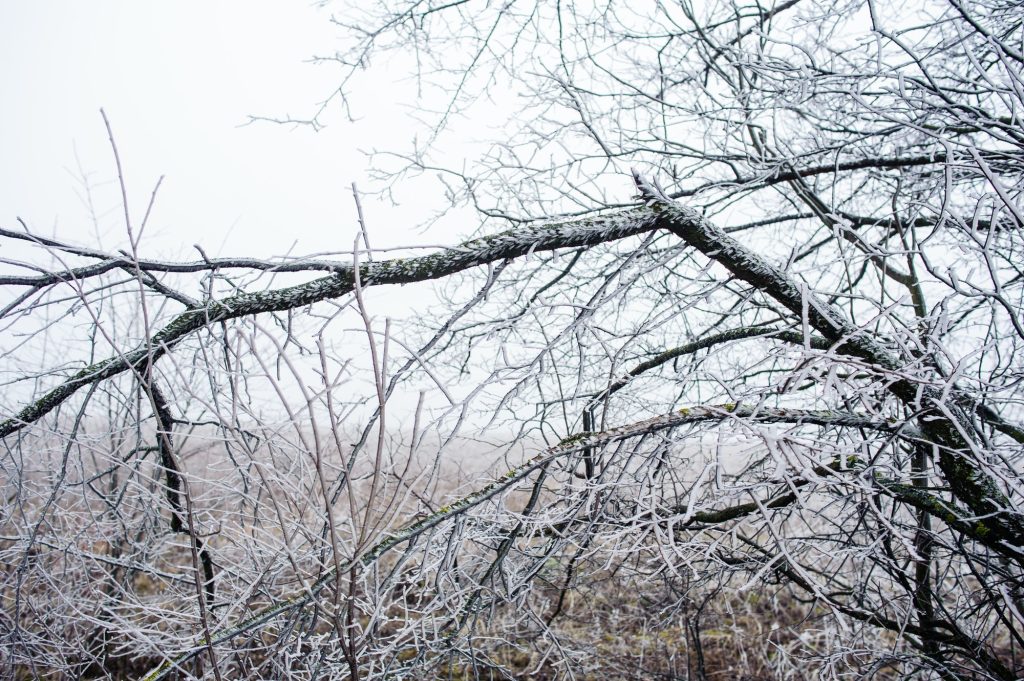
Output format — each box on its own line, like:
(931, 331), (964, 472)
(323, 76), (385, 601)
(0, 208), (658, 438)
(633, 170), (1024, 552)
(140, 402), (919, 680)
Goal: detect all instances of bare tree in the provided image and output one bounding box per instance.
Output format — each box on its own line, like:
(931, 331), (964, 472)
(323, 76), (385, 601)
(3, 0), (1024, 678)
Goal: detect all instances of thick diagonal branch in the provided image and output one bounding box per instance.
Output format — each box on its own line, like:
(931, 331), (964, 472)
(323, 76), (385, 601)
(139, 403), (916, 680)
(632, 170), (1024, 552)
(0, 208), (658, 438)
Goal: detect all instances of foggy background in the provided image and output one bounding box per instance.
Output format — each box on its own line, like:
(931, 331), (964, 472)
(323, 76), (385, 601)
(0, 2), (472, 260)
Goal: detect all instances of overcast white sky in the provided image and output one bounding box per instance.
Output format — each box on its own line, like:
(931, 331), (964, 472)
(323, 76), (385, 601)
(0, 3), (498, 417)
(1, 2), (459, 261)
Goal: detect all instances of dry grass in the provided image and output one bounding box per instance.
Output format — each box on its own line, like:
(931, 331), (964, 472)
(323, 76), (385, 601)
(3, 428), (1015, 679)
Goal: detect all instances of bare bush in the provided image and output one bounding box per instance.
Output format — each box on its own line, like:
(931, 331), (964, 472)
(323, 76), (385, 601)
(3, 0), (1024, 678)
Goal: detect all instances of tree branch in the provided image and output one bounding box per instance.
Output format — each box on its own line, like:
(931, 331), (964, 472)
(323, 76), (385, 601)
(139, 402), (918, 680)
(0, 208), (659, 438)
(633, 170), (1024, 552)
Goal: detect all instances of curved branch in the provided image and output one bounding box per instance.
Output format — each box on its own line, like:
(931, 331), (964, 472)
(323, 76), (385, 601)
(873, 475), (1024, 564)
(595, 326), (834, 403)
(0, 225), (356, 286)
(669, 152), (951, 200)
(633, 170), (1024, 551)
(0, 208), (659, 438)
(139, 403), (916, 680)
(596, 321), (1024, 446)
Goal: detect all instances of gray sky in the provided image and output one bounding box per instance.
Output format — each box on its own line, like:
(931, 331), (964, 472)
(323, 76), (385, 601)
(0, 3), (491, 416)
(1, 2), (456, 261)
